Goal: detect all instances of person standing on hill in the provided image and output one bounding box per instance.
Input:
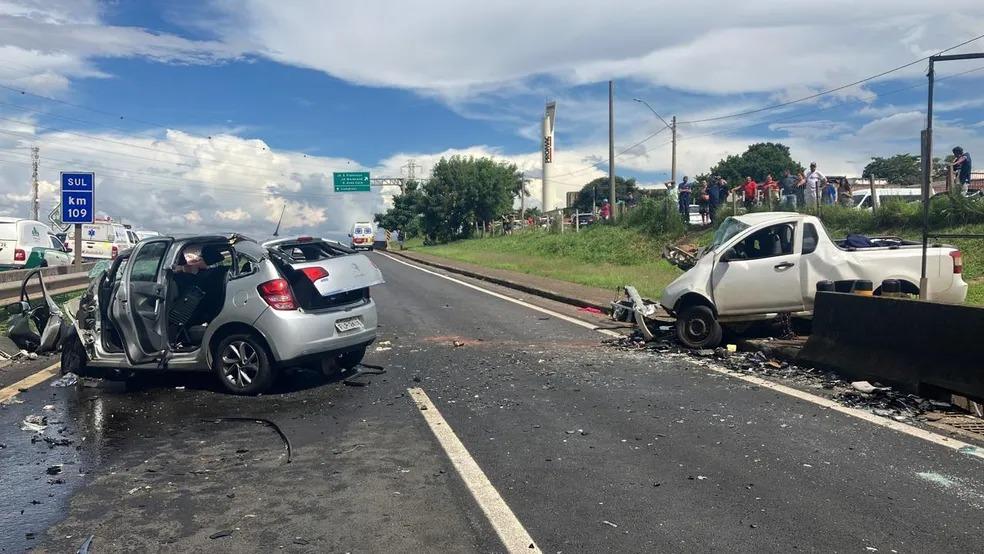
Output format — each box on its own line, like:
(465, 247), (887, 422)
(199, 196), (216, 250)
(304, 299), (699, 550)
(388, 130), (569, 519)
(953, 147), (972, 194)
(696, 180), (710, 225)
(763, 173), (779, 208)
(734, 176), (757, 212)
(805, 162), (826, 208)
(706, 176), (721, 222)
(678, 176), (693, 222)
(780, 169), (799, 210)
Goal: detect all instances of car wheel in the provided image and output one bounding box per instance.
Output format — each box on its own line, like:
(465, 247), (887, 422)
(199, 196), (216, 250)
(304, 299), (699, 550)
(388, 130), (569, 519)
(213, 334), (274, 395)
(60, 329), (88, 376)
(676, 305), (722, 349)
(337, 346), (366, 370)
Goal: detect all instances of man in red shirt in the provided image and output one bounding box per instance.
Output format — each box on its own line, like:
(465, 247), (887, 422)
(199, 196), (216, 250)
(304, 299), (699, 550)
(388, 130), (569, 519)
(762, 174), (779, 208)
(741, 176), (757, 211)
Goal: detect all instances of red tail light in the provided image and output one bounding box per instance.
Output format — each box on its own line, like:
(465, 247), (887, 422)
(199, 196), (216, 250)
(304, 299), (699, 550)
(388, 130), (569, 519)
(950, 250), (963, 274)
(300, 267), (329, 282)
(257, 278), (297, 310)
(13, 248), (25, 262)
(111, 245), (119, 259)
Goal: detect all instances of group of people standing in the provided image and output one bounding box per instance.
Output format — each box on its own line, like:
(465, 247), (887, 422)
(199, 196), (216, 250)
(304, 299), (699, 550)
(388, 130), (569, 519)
(666, 162), (854, 226)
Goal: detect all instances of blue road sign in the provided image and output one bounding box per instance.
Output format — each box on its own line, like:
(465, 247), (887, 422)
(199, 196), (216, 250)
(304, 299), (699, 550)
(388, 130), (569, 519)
(61, 172), (94, 224)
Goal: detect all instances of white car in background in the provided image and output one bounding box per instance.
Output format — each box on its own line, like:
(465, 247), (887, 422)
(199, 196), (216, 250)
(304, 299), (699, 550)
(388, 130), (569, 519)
(67, 220), (139, 260)
(0, 217), (72, 269)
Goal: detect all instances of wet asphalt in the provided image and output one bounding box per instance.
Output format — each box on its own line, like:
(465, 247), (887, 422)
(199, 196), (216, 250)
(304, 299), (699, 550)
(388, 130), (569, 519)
(0, 252), (982, 552)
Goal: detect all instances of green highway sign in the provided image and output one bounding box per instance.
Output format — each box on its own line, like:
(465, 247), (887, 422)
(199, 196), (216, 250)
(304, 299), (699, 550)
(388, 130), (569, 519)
(333, 171), (371, 192)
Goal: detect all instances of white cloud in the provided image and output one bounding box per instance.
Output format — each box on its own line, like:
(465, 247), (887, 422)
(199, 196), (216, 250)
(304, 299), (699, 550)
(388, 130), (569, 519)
(215, 208), (250, 221)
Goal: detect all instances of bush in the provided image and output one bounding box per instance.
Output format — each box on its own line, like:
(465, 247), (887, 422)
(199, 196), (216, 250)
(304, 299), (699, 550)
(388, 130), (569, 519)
(621, 198), (686, 238)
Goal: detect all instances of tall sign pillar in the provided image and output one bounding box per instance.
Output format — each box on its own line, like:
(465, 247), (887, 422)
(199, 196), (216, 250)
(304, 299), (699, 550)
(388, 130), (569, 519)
(542, 101), (556, 212)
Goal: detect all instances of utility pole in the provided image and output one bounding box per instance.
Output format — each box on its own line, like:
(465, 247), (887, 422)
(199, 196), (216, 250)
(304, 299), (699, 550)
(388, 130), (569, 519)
(542, 101), (557, 213)
(608, 81), (616, 220)
(30, 146), (39, 220)
(520, 178), (530, 219)
(670, 116), (677, 186)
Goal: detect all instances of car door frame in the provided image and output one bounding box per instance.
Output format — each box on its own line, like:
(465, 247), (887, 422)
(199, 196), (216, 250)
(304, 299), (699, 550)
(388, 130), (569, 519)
(710, 219), (805, 316)
(109, 238), (173, 365)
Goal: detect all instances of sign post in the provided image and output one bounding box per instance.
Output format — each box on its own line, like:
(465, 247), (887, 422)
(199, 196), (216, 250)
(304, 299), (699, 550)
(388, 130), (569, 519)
(60, 172), (95, 266)
(333, 172), (371, 192)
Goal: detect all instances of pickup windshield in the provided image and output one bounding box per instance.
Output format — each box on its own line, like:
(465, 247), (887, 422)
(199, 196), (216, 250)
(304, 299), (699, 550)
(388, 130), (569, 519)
(709, 217), (750, 251)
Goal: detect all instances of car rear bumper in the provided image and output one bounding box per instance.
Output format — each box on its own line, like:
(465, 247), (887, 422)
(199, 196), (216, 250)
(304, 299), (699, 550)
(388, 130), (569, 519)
(254, 299), (378, 362)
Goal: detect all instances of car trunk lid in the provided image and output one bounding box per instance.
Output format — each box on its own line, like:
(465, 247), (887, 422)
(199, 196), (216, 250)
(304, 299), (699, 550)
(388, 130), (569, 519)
(267, 239), (384, 310)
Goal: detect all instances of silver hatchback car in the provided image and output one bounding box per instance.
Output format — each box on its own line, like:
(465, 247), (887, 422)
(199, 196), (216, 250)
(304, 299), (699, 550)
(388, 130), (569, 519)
(62, 234), (383, 394)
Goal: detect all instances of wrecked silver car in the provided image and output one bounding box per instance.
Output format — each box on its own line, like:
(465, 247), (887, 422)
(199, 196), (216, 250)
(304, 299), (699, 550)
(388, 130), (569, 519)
(62, 235), (383, 394)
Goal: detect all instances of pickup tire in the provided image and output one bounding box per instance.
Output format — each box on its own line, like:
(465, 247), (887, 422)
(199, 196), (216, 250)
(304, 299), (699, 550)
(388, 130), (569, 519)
(213, 333), (275, 395)
(676, 305), (723, 349)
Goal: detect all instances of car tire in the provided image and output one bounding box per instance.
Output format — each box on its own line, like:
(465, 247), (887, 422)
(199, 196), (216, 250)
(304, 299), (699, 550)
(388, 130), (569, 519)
(337, 346), (366, 371)
(60, 329), (88, 376)
(676, 305), (723, 349)
(213, 333), (275, 395)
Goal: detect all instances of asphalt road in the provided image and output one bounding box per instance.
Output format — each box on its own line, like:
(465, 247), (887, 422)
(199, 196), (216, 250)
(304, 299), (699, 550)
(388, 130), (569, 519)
(0, 251), (981, 552)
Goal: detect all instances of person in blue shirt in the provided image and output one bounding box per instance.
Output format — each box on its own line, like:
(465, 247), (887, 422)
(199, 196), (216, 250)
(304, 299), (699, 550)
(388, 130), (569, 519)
(706, 176), (721, 222)
(953, 147), (972, 194)
(678, 176), (692, 222)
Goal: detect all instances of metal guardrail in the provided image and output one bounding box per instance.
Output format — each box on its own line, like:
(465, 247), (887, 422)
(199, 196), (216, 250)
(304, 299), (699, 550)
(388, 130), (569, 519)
(0, 270), (92, 305)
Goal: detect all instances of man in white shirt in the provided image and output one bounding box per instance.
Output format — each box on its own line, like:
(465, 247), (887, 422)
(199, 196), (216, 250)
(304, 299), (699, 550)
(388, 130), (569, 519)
(804, 162), (826, 207)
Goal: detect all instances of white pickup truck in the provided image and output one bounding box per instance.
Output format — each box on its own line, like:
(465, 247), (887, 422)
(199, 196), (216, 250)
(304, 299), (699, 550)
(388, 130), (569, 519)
(660, 212), (967, 348)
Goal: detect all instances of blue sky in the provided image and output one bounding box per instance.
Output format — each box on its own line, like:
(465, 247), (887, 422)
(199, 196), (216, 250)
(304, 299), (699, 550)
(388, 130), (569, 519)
(0, 0), (982, 237)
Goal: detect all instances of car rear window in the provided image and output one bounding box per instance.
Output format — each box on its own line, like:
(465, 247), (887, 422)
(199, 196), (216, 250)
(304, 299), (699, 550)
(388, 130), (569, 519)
(269, 240), (352, 262)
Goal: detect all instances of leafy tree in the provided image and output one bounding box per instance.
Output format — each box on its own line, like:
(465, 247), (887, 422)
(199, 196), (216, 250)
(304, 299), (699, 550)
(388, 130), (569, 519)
(933, 155), (956, 180)
(862, 154), (921, 186)
(374, 180), (424, 238)
(707, 142), (803, 184)
(420, 156), (520, 242)
(572, 176), (639, 212)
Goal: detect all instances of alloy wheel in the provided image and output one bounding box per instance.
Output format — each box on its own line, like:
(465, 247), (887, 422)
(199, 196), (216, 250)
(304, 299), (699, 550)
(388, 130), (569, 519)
(221, 340), (259, 389)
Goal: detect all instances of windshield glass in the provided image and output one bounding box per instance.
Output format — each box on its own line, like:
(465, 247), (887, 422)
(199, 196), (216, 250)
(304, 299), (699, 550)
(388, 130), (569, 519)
(710, 217), (750, 251)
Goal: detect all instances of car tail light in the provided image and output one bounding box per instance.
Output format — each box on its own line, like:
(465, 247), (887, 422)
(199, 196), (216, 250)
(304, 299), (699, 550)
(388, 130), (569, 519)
(300, 267), (329, 282)
(257, 279), (297, 310)
(950, 250), (963, 274)
(13, 248), (25, 262)
(111, 245), (119, 259)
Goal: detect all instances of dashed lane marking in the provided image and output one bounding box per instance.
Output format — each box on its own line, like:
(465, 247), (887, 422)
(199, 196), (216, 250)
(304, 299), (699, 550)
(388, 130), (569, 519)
(382, 251), (984, 461)
(377, 252), (620, 337)
(408, 387), (542, 553)
(0, 362), (61, 403)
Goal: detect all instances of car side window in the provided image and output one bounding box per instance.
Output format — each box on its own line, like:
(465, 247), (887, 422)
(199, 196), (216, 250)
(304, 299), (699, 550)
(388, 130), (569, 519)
(129, 241), (169, 282)
(49, 235), (63, 250)
(235, 251), (257, 277)
(730, 223), (795, 261)
(802, 223), (819, 255)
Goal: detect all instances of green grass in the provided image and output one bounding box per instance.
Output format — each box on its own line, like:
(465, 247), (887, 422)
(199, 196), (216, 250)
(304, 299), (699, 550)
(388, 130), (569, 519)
(414, 225), (681, 299)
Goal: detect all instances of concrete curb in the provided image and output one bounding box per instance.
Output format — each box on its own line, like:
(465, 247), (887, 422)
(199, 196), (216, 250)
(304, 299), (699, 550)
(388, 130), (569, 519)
(386, 250), (613, 313)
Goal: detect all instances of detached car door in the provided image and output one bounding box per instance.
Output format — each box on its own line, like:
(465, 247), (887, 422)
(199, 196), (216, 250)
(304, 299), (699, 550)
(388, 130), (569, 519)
(710, 222), (804, 315)
(109, 239), (172, 364)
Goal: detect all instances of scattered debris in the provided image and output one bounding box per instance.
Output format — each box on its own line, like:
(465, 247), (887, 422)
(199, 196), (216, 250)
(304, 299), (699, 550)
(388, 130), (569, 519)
(293, 538), (310, 545)
(209, 530), (233, 540)
(21, 414), (47, 433)
(577, 306), (603, 314)
(602, 520), (619, 528)
(851, 381), (889, 394)
(452, 340), (465, 347)
(77, 535), (94, 554)
(206, 417), (292, 464)
(50, 372), (79, 388)
(45, 465), (63, 475)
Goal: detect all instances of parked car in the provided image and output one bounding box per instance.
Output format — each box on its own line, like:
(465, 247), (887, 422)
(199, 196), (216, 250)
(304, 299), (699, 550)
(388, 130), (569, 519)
(0, 217), (73, 270)
(62, 235), (384, 394)
(852, 187), (923, 210)
(575, 213), (596, 227)
(349, 221), (375, 250)
(660, 212), (967, 348)
(67, 220), (139, 260)
(134, 230), (160, 240)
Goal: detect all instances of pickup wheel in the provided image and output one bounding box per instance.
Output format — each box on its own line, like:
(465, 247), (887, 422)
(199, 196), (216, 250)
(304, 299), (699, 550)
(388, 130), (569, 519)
(213, 334), (275, 395)
(676, 305), (723, 349)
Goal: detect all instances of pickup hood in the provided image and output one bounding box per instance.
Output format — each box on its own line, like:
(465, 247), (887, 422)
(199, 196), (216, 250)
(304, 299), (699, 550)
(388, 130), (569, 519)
(660, 251), (716, 313)
(286, 253), (384, 296)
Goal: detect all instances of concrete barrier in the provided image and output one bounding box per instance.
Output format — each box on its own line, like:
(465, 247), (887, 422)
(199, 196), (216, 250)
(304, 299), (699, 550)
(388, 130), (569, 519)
(799, 292), (984, 401)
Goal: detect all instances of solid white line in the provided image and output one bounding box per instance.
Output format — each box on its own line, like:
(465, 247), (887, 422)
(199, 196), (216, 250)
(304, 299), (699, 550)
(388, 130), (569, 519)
(382, 251), (984, 461)
(377, 252), (620, 337)
(0, 362), (61, 403)
(408, 387), (542, 553)
(694, 362), (984, 461)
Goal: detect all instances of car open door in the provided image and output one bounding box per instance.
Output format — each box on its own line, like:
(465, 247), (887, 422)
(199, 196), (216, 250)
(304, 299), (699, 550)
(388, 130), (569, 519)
(109, 238), (172, 365)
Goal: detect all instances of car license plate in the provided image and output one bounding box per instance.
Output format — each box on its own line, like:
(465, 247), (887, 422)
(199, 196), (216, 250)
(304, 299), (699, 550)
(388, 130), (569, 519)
(335, 317), (364, 333)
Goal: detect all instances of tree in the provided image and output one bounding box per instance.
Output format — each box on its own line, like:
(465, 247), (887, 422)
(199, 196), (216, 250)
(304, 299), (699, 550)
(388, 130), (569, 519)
(707, 142), (803, 184)
(419, 156), (520, 242)
(374, 180), (424, 238)
(572, 176), (639, 212)
(933, 155), (956, 180)
(862, 154), (921, 186)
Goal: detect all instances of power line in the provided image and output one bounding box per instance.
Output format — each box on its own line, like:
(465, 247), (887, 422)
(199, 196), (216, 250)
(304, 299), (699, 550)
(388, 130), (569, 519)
(677, 32), (984, 125)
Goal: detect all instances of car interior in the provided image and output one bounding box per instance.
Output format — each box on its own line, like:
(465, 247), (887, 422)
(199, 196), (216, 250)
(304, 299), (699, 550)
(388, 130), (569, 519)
(167, 242), (234, 351)
(729, 223), (795, 260)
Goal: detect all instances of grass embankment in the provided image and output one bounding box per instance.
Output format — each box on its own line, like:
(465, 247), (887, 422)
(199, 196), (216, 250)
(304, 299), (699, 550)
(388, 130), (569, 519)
(412, 226), (681, 299)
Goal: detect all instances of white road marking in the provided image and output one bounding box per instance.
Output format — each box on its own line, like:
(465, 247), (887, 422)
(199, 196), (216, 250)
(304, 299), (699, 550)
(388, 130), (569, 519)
(408, 387), (542, 553)
(377, 252), (620, 337)
(0, 362), (61, 403)
(382, 251), (984, 461)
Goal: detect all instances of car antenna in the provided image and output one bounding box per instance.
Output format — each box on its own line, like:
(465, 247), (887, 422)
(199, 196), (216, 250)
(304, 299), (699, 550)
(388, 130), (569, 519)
(272, 205), (286, 237)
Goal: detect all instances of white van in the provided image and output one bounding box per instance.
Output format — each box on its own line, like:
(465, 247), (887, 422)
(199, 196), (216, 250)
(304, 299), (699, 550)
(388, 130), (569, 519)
(350, 221), (375, 251)
(67, 220), (139, 260)
(852, 187), (924, 210)
(0, 217), (72, 269)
